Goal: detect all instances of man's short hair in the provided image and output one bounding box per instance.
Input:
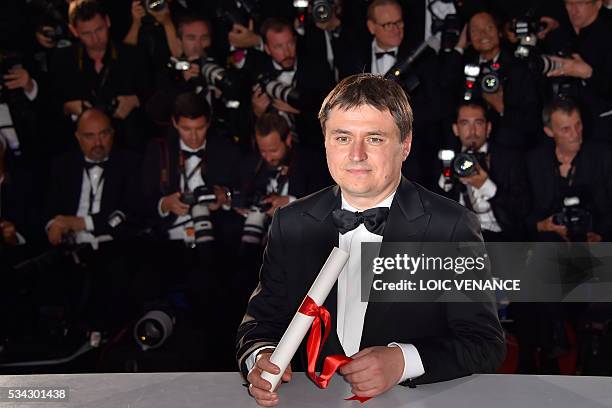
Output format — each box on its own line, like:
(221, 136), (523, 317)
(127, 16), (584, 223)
(172, 92), (212, 122)
(542, 97), (580, 128)
(455, 99), (489, 122)
(255, 113), (290, 142)
(318, 74), (413, 142)
(69, 0), (107, 26)
(176, 14), (210, 38)
(367, 0), (401, 21)
(260, 17), (293, 44)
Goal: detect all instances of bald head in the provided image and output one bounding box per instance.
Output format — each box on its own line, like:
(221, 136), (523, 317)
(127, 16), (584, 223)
(75, 108), (114, 161)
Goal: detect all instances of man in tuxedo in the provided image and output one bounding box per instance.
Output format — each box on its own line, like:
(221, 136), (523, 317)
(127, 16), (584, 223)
(45, 108), (140, 330)
(437, 100), (530, 241)
(237, 74), (505, 405)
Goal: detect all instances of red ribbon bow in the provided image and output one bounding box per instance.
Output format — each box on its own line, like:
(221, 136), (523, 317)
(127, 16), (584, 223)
(298, 296), (371, 403)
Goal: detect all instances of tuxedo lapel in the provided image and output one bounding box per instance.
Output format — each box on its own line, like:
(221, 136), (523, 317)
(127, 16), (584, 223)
(360, 178), (431, 348)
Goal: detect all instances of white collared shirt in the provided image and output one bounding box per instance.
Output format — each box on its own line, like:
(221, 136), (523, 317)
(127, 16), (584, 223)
(272, 60), (296, 86)
(75, 157), (112, 249)
(370, 39), (398, 75)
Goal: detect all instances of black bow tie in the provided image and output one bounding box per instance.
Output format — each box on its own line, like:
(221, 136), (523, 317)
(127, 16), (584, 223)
(182, 149), (204, 159)
(84, 160), (107, 170)
(375, 50), (396, 59)
(332, 207), (389, 235)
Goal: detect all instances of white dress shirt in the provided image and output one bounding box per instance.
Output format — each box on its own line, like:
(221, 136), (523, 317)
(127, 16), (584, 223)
(75, 159), (112, 249)
(370, 39), (398, 76)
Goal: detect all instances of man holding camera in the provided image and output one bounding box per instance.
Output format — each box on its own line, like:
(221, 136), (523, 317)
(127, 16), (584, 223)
(540, 0), (612, 143)
(49, 0), (150, 151)
(441, 10), (541, 150)
(44, 108), (140, 330)
(437, 100), (530, 241)
(140, 92), (242, 304)
(526, 97), (612, 242)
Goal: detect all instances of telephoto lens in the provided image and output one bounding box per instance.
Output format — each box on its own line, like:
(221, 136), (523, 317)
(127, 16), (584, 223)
(451, 151), (478, 177)
(312, 0), (334, 24)
(191, 203), (214, 244)
(242, 208), (268, 245)
(134, 310), (174, 351)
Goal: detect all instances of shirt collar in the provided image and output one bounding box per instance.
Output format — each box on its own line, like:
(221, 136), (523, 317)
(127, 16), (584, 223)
(341, 191), (396, 212)
(180, 139), (206, 153)
(272, 60), (296, 73)
(84, 156), (109, 164)
(479, 51), (500, 64)
(462, 142), (488, 153)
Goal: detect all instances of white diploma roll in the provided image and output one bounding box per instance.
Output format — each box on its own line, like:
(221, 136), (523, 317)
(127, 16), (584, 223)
(261, 247), (349, 391)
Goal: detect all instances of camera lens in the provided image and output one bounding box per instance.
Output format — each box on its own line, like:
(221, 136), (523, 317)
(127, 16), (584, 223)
(481, 73), (500, 93)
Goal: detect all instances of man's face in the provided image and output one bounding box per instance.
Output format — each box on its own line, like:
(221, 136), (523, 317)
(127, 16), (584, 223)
(544, 110), (583, 153)
(469, 12), (500, 55)
(367, 4), (404, 49)
(180, 21), (211, 60)
(324, 105), (411, 208)
(173, 116), (209, 150)
(264, 28), (297, 69)
(76, 111), (114, 161)
(565, 0), (601, 30)
(256, 130), (291, 167)
(71, 14), (110, 53)
(452, 106), (491, 150)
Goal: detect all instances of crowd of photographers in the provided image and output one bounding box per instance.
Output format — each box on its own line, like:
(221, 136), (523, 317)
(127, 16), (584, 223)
(1, 0), (611, 373)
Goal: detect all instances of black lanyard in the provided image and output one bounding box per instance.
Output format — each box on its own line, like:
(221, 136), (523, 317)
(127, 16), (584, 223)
(179, 152), (206, 193)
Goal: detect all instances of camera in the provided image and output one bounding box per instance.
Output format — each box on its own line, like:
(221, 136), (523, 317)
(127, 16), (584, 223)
(438, 149), (486, 179)
(439, 13), (463, 53)
(216, 0), (260, 33)
(200, 59), (242, 109)
(141, 0), (166, 13)
(0, 51), (22, 103)
(168, 57), (191, 72)
(257, 72), (301, 108)
(312, 0), (334, 24)
(552, 196), (592, 242)
(180, 186), (218, 207)
(463, 61), (501, 101)
(512, 16), (546, 59)
(241, 192), (272, 245)
(134, 309), (174, 351)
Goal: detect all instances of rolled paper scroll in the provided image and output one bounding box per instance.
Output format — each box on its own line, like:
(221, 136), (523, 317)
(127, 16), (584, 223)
(261, 247), (349, 391)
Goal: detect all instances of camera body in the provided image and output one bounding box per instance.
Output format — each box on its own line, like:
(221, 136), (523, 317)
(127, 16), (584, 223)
(463, 61), (501, 101)
(201, 59), (241, 109)
(179, 185), (218, 207)
(438, 149), (486, 180)
(257, 72), (301, 108)
(168, 56), (191, 72)
(512, 17), (546, 59)
(141, 0), (167, 13)
(552, 196), (592, 242)
(312, 0), (335, 24)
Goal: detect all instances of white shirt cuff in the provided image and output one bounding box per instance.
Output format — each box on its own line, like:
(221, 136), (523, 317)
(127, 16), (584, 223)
(388, 342), (425, 383)
(84, 216), (94, 232)
(158, 198), (170, 217)
(16, 231), (26, 245)
(473, 178), (497, 200)
(288, 195), (297, 203)
(24, 79), (39, 101)
(245, 346), (276, 373)
(453, 46), (464, 55)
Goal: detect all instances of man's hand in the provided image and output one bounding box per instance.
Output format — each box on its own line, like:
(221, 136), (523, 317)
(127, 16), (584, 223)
(63, 100), (90, 116)
(208, 185), (231, 211)
(149, 5), (172, 26)
(587, 232), (602, 242)
(114, 95), (140, 119)
(272, 99), (300, 114)
(547, 54), (593, 79)
(161, 192), (190, 216)
(182, 61), (201, 82)
(131, 0), (146, 25)
(247, 351), (292, 407)
(47, 215), (85, 246)
(252, 85), (271, 117)
(35, 26), (57, 49)
(3, 67), (34, 93)
(482, 86), (504, 114)
(262, 194), (290, 217)
(1, 220), (18, 246)
(229, 20), (262, 49)
(536, 216), (568, 241)
(457, 23), (469, 50)
(459, 164), (489, 189)
(537, 16), (559, 40)
(339, 346), (404, 399)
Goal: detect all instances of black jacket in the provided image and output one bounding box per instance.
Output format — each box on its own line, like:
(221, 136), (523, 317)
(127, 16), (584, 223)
(237, 177), (506, 384)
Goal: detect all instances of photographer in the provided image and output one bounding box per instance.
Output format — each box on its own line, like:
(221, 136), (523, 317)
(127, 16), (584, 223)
(526, 97), (612, 242)
(538, 0), (612, 143)
(245, 17), (334, 147)
(123, 0), (182, 68)
(441, 10), (541, 150)
(49, 0), (151, 151)
(44, 108), (140, 330)
(437, 100), (530, 241)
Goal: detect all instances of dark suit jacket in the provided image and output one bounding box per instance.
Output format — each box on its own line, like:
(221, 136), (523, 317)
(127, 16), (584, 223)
(437, 143), (530, 239)
(45, 149), (141, 238)
(239, 146), (332, 203)
(140, 128), (241, 230)
(236, 177), (506, 385)
(526, 141), (612, 239)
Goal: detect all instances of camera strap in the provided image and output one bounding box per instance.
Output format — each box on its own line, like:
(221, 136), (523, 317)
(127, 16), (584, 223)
(179, 150), (206, 193)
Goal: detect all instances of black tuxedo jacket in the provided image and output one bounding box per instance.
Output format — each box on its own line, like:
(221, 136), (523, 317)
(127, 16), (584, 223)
(239, 146), (332, 203)
(140, 128), (241, 228)
(526, 141), (612, 239)
(437, 143), (530, 239)
(45, 149), (141, 238)
(237, 178), (505, 385)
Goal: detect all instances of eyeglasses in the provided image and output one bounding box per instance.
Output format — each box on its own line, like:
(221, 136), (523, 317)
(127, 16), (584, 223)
(374, 19), (404, 32)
